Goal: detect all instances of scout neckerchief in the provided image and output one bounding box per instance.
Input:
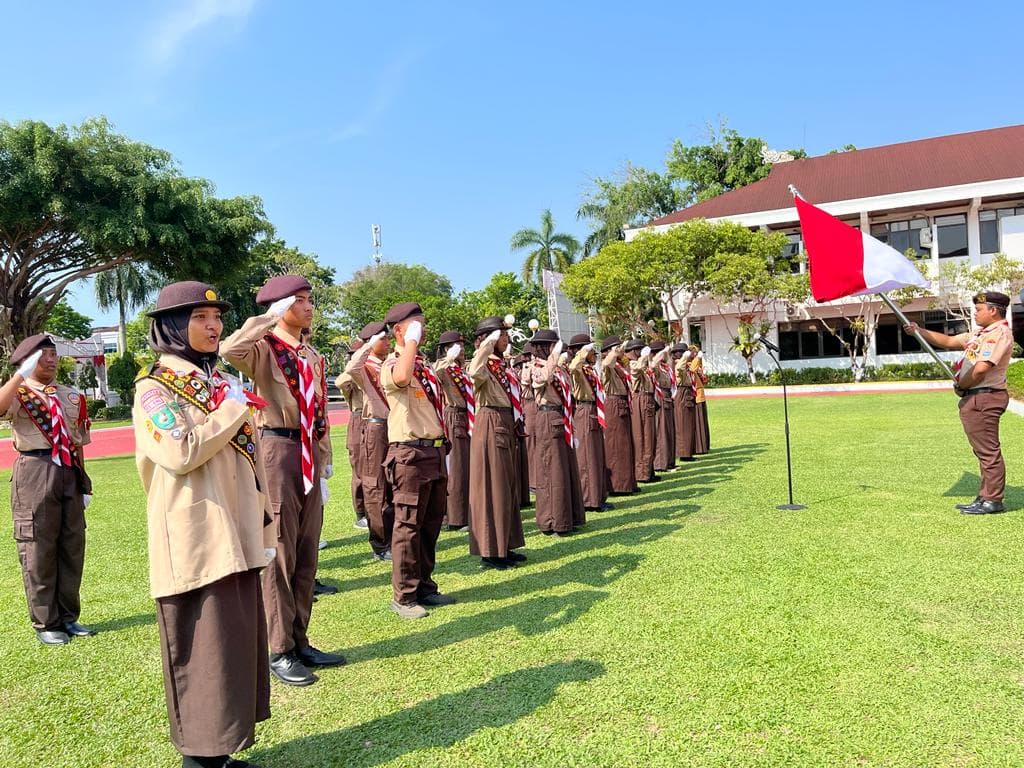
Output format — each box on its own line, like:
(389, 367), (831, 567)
(265, 333), (324, 495)
(146, 365), (258, 477)
(662, 361), (678, 399)
(552, 365), (574, 447)
(646, 366), (663, 405)
(582, 362), (606, 429)
(447, 362), (475, 437)
(953, 319), (1009, 384)
(17, 384), (74, 466)
(614, 361), (632, 404)
(363, 355), (389, 410)
(412, 355), (447, 436)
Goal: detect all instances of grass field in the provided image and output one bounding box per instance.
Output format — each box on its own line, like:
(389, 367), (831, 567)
(3, 392), (1024, 767)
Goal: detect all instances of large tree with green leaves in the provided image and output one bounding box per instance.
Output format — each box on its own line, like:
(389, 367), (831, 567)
(94, 263), (162, 354)
(44, 298), (93, 341)
(0, 117), (271, 362)
(577, 165), (681, 256)
(510, 209), (581, 285)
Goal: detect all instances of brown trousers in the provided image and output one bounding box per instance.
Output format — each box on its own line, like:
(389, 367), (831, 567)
(694, 401), (710, 455)
(959, 389), (1009, 501)
(444, 406), (471, 527)
(604, 395), (637, 494)
(469, 407), (525, 558)
(10, 455), (86, 631)
(674, 389), (696, 459)
(360, 420), (394, 555)
(261, 434), (322, 655)
(384, 443), (447, 605)
(631, 391), (657, 482)
(156, 569), (270, 757)
(522, 396), (537, 493)
(574, 402), (609, 509)
(347, 411), (366, 519)
(531, 409), (585, 532)
(654, 391), (676, 471)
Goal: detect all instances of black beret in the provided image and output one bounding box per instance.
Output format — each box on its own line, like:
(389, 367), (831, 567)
(513, 353), (531, 367)
(256, 275), (313, 306)
(530, 329), (559, 345)
(622, 339), (645, 353)
(437, 330), (464, 346)
(359, 321), (387, 341)
(974, 291), (1010, 308)
(11, 333), (56, 365)
(649, 341), (666, 352)
(148, 281), (232, 316)
(568, 333), (592, 348)
(670, 343), (689, 355)
(474, 316), (505, 337)
(600, 335), (622, 353)
(384, 302), (424, 325)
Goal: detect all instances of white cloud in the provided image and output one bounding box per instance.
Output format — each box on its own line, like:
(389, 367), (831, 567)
(148, 0), (257, 65)
(331, 52), (419, 143)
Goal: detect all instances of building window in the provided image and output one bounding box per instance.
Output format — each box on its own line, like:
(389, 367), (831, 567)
(871, 218), (929, 257)
(778, 320), (853, 361)
(980, 206), (1024, 254)
(876, 312), (967, 355)
(935, 214), (968, 258)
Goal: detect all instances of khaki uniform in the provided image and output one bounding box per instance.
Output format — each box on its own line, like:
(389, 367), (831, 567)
(5, 378), (91, 632)
(434, 358), (471, 527)
(569, 350), (609, 509)
(673, 357), (697, 460)
(133, 354), (273, 757)
(380, 349), (447, 605)
(653, 360), (676, 471)
(221, 315), (330, 655)
(336, 373), (366, 521)
(629, 356), (657, 482)
(600, 351), (637, 494)
(954, 322), (1014, 501)
(689, 358), (710, 454)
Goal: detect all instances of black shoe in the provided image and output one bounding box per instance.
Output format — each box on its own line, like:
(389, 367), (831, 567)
(269, 652), (318, 686)
(446, 524), (469, 532)
(373, 549), (393, 562)
(64, 621), (97, 637)
(297, 645), (346, 667)
(419, 592), (456, 606)
(600, 502), (614, 511)
(553, 531), (571, 538)
(507, 551), (527, 562)
(961, 499), (1006, 515)
(955, 496), (982, 511)
(37, 630), (71, 645)
(225, 760), (264, 768)
(540, 529), (554, 536)
(182, 756), (229, 768)
(481, 557), (510, 570)
(313, 579), (338, 596)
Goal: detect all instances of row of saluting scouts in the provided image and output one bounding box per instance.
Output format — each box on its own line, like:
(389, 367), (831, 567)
(0, 276), (711, 768)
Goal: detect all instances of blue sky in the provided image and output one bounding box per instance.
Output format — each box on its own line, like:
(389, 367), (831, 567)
(4, 0), (1023, 326)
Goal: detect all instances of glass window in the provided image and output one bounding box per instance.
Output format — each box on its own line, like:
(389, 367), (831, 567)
(936, 214), (967, 258)
(779, 331), (799, 361)
(979, 206), (1024, 254)
(872, 218), (930, 257)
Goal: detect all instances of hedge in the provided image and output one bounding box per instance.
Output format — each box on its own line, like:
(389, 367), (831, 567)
(707, 362), (952, 388)
(95, 405), (132, 421)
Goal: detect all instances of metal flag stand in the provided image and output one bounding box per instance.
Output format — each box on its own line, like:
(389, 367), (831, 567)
(754, 335), (805, 511)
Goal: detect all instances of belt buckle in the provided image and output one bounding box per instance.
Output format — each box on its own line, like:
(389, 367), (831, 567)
(432, 438), (443, 447)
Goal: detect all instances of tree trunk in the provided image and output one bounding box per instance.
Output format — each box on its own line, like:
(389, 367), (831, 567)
(117, 297), (127, 356)
(746, 354), (757, 384)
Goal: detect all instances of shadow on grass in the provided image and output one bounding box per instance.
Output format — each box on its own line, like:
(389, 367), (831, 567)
(943, 471), (1024, 509)
(89, 611), (155, 633)
(248, 659), (604, 768)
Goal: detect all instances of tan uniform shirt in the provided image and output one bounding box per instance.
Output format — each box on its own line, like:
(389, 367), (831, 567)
(629, 357), (655, 394)
(381, 349), (444, 443)
(689, 359), (707, 403)
(4, 378), (91, 452)
(674, 357), (693, 387)
(343, 343), (390, 420)
(468, 336), (512, 408)
(601, 350), (630, 396)
(433, 358), (468, 409)
(530, 352), (565, 408)
(220, 314), (332, 470)
(133, 353), (274, 598)
(569, 349), (598, 401)
(954, 322), (1014, 390)
(336, 371), (365, 416)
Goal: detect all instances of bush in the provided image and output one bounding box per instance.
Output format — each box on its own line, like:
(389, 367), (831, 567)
(864, 363), (949, 381)
(705, 362), (950, 388)
(86, 398), (106, 418)
(95, 404), (132, 421)
(1008, 361), (1024, 401)
(107, 352), (139, 406)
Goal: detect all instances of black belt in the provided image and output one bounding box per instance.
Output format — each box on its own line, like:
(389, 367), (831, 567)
(260, 427), (301, 439)
(538, 404), (563, 412)
(365, 417), (388, 425)
(17, 448), (52, 458)
(576, 399), (595, 404)
(963, 387), (1006, 397)
(608, 394), (628, 399)
(481, 405), (513, 413)
(392, 438), (445, 447)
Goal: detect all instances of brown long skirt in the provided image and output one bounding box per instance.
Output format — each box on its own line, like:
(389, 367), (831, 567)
(573, 402), (609, 509)
(603, 395), (637, 494)
(654, 393), (676, 471)
(156, 569), (270, 757)
(694, 401), (710, 455)
(469, 407), (525, 558)
(531, 409), (585, 532)
(631, 391), (657, 482)
(521, 396), (537, 501)
(674, 389), (696, 459)
(443, 406), (471, 527)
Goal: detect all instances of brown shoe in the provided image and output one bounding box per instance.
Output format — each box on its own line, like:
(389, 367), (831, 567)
(390, 600), (428, 619)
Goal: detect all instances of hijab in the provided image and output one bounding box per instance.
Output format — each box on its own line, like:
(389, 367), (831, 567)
(148, 307), (219, 377)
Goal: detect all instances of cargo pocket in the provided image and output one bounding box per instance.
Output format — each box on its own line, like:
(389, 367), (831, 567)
(392, 489), (422, 526)
(494, 426), (512, 450)
(271, 501), (285, 540)
(13, 519), (34, 542)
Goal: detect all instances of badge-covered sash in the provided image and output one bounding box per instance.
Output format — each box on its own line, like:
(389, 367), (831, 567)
(16, 386), (92, 492)
(264, 334), (327, 438)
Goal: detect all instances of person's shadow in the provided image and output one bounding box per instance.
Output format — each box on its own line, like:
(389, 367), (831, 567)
(246, 659), (605, 768)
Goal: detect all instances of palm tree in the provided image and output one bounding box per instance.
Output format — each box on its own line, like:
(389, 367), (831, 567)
(95, 263), (161, 354)
(510, 209), (581, 285)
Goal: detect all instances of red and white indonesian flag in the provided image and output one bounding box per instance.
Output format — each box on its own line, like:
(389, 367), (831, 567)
(794, 195), (929, 302)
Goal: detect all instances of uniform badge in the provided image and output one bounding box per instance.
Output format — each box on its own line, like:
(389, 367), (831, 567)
(170, 428), (183, 440)
(150, 406), (177, 430)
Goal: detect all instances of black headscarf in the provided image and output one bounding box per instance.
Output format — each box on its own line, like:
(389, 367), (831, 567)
(148, 308), (219, 376)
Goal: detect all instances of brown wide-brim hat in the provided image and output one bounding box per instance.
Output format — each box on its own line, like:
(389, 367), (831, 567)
(622, 339), (645, 353)
(568, 333), (592, 348)
(256, 274), (313, 306)
(148, 281), (232, 316)
(385, 302), (424, 325)
(974, 291), (1010, 308)
(359, 321), (387, 341)
(649, 341), (666, 353)
(670, 343), (688, 355)
(11, 333), (57, 365)
(600, 335), (622, 353)
(474, 316), (505, 337)
(530, 329), (559, 345)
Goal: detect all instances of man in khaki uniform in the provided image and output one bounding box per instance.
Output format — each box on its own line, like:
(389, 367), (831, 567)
(904, 291), (1015, 514)
(337, 339), (369, 530)
(221, 274), (342, 686)
(380, 302), (454, 618)
(0, 334), (96, 645)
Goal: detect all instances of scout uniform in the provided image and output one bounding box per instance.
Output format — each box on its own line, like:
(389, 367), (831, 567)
(689, 348), (710, 455)
(433, 330), (472, 530)
(568, 334), (610, 511)
(519, 342), (537, 501)
(341, 322), (394, 559)
(4, 334), (94, 644)
(650, 341), (676, 472)
(625, 339), (658, 483)
(220, 274), (341, 687)
(336, 339), (368, 527)
(599, 336), (638, 495)
(133, 281), (272, 765)
(379, 302), (451, 616)
(672, 345), (697, 461)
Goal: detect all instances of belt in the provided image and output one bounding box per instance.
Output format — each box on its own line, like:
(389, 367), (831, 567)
(538, 404), (563, 412)
(963, 387), (1006, 397)
(392, 438), (445, 447)
(17, 448), (52, 458)
(365, 417), (388, 424)
(481, 405), (513, 413)
(260, 427), (301, 439)
(576, 399), (595, 404)
(608, 394), (628, 399)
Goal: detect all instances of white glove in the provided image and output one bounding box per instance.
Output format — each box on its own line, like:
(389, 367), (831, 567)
(82, 494), (92, 509)
(226, 378), (247, 404)
(486, 329), (501, 344)
(267, 295), (297, 318)
(697, 351), (704, 360)
(640, 346), (652, 359)
(320, 478), (330, 504)
(405, 320), (423, 345)
(264, 547), (277, 561)
(558, 352), (568, 366)
(323, 464), (334, 479)
(553, 340), (564, 359)
(446, 343), (461, 361)
(582, 343), (595, 353)
(369, 330), (387, 345)
(682, 350), (693, 361)
(17, 349), (42, 379)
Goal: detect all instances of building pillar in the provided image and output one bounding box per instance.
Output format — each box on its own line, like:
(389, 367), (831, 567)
(967, 196), (982, 264)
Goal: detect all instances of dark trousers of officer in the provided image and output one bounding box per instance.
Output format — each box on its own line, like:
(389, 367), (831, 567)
(361, 419), (394, 554)
(261, 434), (322, 655)
(385, 443), (447, 605)
(11, 454), (86, 631)
(959, 389), (1009, 501)
(347, 411), (366, 520)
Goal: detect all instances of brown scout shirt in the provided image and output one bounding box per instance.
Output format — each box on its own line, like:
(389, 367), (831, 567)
(433, 358), (468, 409)
(629, 357), (655, 394)
(343, 342), (390, 420)
(601, 349), (630, 397)
(4, 378), (91, 452)
(689, 358), (707, 404)
(530, 351), (566, 408)
(468, 335), (512, 408)
(569, 349), (598, 401)
(220, 313), (332, 469)
(674, 356), (693, 388)
(381, 348), (444, 443)
(953, 321), (1014, 390)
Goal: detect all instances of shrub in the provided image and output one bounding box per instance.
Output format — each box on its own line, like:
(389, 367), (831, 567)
(107, 352), (139, 406)
(86, 398), (106, 418)
(95, 404), (132, 421)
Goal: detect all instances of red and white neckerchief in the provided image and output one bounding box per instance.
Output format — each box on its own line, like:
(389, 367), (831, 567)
(954, 319), (1010, 383)
(364, 356), (389, 408)
(646, 367), (663, 405)
(488, 357), (522, 422)
(43, 386), (73, 467)
(413, 355), (447, 437)
(583, 364), (606, 429)
(295, 350), (316, 495)
(448, 363), (475, 437)
(663, 362), (677, 399)
(614, 362), (632, 404)
(553, 366), (574, 447)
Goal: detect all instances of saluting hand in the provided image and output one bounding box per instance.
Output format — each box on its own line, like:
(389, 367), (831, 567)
(582, 342), (595, 353)
(267, 295), (297, 319)
(553, 340), (564, 359)
(640, 345), (652, 360)
(16, 349), (42, 379)
(446, 343), (462, 361)
(405, 320), (423, 346)
(485, 330), (502, 344)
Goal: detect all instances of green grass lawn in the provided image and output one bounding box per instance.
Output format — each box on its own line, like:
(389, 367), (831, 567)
(3, 392), (1024, 767)
(0, 417), (133, 439)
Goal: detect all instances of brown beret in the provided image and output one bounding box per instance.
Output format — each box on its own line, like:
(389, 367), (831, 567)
(11, 333), (56, 365)
(649, 341), (666, 352)
(670, 343), (688, 355)
(973, 291), (1010, 308)
(359, 321), (387, 341)
(622, 339), (645, 353)
(384, 302), (423, 325)
(437, 330), (464, 346)
(600, 335), (622, 353)
(530, 329), (559, 345)
(148, 281), (231, 316)
(474, 316), (505, 337)
(568, 333), (592, 348)
(256, 275), (313, 306)
(349, 338), (364, 352)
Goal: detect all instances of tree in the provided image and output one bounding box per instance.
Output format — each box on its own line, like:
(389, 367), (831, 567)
(0, 117), (271, 363)
(452, 272), (548, 344)
(44, 298), (93, 340)
(94, 263), (162, 354)
(107, 351), (139, 405)
(76, 363), (98, 394)
(931, 253), (1024, 324)
(577, 165), (681, 256)
(510, 209), (581, 285)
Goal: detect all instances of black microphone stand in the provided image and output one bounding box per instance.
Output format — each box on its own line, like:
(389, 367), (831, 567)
(760, 345), (806, 511)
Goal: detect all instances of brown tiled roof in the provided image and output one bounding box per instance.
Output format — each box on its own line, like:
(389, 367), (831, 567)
(646, 124), (1024, 227)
